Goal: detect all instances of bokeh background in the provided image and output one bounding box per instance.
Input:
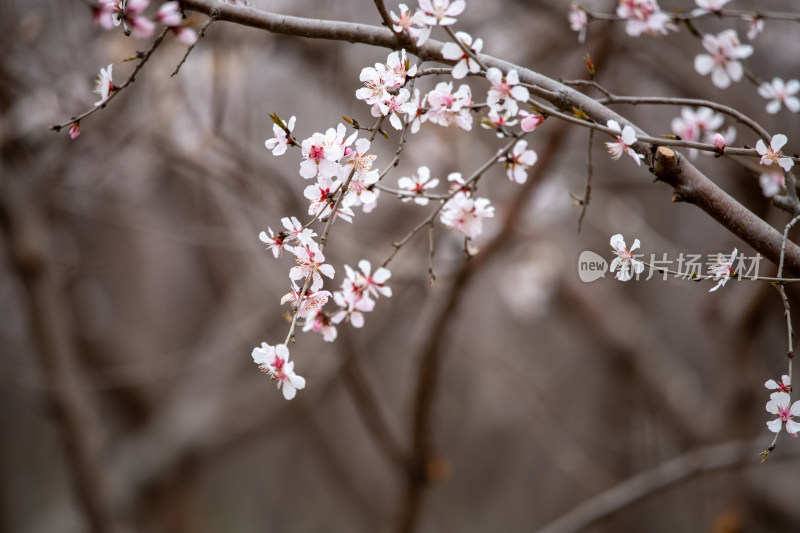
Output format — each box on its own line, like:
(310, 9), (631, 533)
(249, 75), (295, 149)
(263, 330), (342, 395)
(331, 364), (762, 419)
(2, 1), (800, 532)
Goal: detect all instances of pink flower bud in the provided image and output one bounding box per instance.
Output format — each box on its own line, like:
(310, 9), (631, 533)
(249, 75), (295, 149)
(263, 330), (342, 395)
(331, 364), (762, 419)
(69, 122), (81, 140)
(713, 132), (726, 152)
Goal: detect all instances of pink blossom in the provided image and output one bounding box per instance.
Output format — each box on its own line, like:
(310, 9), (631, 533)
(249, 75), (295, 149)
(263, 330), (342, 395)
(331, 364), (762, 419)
(766, 392), (800, 436)
(385, 49), (417, 87)
(519, 110), (544, 132)
(347, 260), (392, 299)
(609, 234), (644, 282)
(265, 115), (295, 156)
(441, 31), (482, 80)
(302, 309), (338, 342)
(93, 64), (115, 107)
(281, 282), (331, 318)
(766, 375), (792, 393)
(708, 248), (737, 292)
(400, 88), (427, 134)
(110, 0), (155, 38)
(417, 0), (466, 26)
(389, 3), (430, 44)
(425, 81), (473, 131)
(616, 0), (675, 37)
(331, 288), (375, 328)
(694, 30), (753, 89)
(398, 165), (440, 205)
(259, 227), (287, 259)
(481, 109), (518, 138)
(759, 171), (785, 198)
(299, 125), (351, 180)
(758, 78), (800, 115)
(605, 120), (644, 165)
(743, 14), (764, 41)
(69, 122), (81, 140)
(498, 140), (538, 184)
(440, 192), (494, 240)
(568, 2), (588, 43)
(486, 68), (530, 116)
(251, 342), (306, 400)
(289, 242), (335, 292)
(756, 134), (794, 172)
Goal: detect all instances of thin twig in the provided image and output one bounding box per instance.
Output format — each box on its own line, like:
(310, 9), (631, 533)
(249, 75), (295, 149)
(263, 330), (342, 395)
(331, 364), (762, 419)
(51, 27), (170, 133)
(577, 128), (594, 232)
(171, 17), (215, 77)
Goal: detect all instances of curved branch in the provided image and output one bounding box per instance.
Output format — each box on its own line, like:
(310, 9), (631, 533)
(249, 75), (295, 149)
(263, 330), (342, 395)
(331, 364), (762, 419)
(533, 439), (781, 533)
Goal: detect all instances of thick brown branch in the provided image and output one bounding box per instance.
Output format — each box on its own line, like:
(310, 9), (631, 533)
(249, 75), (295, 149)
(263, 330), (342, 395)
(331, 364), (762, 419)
(654, 147), (800, 274)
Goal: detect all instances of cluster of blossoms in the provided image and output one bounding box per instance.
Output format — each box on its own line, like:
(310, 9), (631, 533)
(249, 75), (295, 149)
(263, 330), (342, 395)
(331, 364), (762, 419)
(94, 1), (197, 43)
(251, 342), (306, 400)
(765, 375), (800, 437)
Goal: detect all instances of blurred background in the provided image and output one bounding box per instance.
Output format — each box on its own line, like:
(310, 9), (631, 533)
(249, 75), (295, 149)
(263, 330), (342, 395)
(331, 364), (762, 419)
(2, 1), (800, 532)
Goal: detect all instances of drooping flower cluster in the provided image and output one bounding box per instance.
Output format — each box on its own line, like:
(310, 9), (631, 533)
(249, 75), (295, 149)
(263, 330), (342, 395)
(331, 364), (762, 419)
(766, 373), (800, 436)
(693, 29), (753, 89)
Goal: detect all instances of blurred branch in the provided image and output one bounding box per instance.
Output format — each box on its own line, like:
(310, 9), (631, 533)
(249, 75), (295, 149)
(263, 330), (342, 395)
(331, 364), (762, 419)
(533, 439), (780, 533)
(0, 175), (119, 533)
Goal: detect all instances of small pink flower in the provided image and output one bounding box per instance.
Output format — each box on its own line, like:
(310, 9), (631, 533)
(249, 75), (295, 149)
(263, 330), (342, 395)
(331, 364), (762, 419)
(756, 134), (794, 172)
(605, 120), (644, 166)
(758, 78), (800, 115)
(519, 110), (544, 132)
(759, 171), (785, 198)
(265, 115), (296, 156)
(251, 342), (306, 400)
(93, 64), (115, 107)
(498, 140), (538, 184)
(766, 391), (800, 436)
(398, 165), (440, 205)
(568, 2), (588, 43)
(485, 68), (530, 116)
(417, 0), (466, 27)
(713, 132), (726, 154)
(441, 31), (482, 80)
(766, 375), (791, 393)
(610, 234), (645, 282)
(289, 242), (335, 292)
(440, 192), (494, 240)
